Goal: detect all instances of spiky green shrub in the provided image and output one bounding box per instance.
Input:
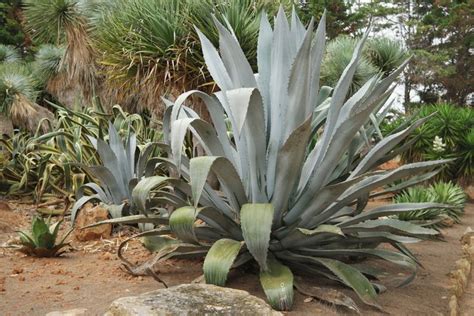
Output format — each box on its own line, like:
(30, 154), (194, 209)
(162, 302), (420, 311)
(0, 103), (160, 199)
(399, 104), (474, 184)
(101, 10), (452, 311)
(17, 217), (72, 257)
(394, 182), (465, 226)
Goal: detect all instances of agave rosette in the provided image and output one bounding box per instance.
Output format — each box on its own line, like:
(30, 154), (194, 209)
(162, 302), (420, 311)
(95, 9), (452, 311)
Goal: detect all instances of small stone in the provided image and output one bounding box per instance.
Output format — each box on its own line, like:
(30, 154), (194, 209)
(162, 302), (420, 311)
(441, 217), (455, 227)
(304, 297), (313, 303)
(74, 204), (112, 242)
(105, 284), (282, 316)
(12, 268), (23, 274)
(101, 252), (114, 261)
(46, 308), (88, 316)
(0, 276), (5, 292)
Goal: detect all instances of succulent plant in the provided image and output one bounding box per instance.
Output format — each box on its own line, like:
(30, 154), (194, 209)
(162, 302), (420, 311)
(17, 217), (72, 257)
(93, 8), (451, 311)
(71, 122), (164, 221)
(394, 181), (466, 227)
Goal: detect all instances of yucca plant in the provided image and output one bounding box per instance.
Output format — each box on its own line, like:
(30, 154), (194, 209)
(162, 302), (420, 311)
(92, 0), (280, 112)
(321, 36), (407, 97)
(394, 182), (465, 226)
(0, 62), (54, 132)
(400, 104), (474, 184)
(321, 36), (377, 95)
(365, 37), (409, 76)
(0, 44), (20, 63)
(24, 0), (97, 100)
(16, 217), (72, 257)
(96, 9), (453, 311)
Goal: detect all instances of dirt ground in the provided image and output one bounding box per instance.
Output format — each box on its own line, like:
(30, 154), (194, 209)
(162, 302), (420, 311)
(1, 199), (473, 316)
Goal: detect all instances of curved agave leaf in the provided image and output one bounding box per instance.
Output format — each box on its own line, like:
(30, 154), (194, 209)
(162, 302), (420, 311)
(169, 90), (237, 169)
(240, 203), (274, 271)
(259, 257), (294, 311)
(342, 218), (438, 237)
(311, 257), (380, 309)
(170, 118), (225, 174)
(212, 16), (256, 88)
(339, 202), (454, 227)
(70, 194), (101, 223)
(350, 114), (434, 178)
(131, 176), (176, 215)
(308, 159), (453, 227)
(203, 238), (243, 286)
(169, 206), (201, 244)
(294, 278), (360, 314)
(190, 156), (246, 212)
(195, 28), (233, 91)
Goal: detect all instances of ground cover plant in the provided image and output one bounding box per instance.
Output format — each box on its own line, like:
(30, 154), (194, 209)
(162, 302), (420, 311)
(16, 216), (72, 257)
(87, 9), (454, 311)
(394, 181), (466, 228)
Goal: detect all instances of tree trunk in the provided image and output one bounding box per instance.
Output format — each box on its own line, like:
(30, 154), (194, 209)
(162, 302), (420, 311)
(0, 113), (13, 137)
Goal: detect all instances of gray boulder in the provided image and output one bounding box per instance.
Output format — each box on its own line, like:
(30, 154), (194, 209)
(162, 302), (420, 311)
(104, 284), (282, 316)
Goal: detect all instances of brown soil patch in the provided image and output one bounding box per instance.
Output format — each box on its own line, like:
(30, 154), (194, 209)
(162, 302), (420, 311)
(1, 200), (473, 315)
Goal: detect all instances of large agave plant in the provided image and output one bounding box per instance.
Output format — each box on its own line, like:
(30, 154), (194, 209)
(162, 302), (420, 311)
(101, 9), (451, 311)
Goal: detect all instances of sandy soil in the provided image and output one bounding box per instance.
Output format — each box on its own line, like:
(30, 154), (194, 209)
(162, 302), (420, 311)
(1, 199), (473, 315)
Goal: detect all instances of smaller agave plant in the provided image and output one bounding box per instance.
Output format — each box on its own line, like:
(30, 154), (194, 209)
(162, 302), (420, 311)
(71, 122), (164, 222)
(17, 217), (72, 257)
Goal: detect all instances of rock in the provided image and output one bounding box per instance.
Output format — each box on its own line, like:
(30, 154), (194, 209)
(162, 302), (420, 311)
(104, 284), (282, 316)
(46, 308), (88, 316)
(441, 217), (455, 227)
(74, 204), (111, 242)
